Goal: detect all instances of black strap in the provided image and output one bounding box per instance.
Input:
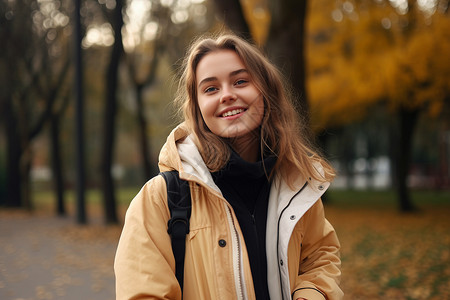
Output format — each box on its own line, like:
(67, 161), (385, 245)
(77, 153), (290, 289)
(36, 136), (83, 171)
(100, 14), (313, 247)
(160, 170), (191, 293)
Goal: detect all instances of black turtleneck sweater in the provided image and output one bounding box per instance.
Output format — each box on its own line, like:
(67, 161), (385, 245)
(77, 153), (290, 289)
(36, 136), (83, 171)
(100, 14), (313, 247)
(211, 150), (276, 300)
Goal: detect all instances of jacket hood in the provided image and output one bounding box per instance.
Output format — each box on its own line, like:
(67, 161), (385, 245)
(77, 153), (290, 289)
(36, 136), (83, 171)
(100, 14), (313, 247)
(158, 124), (222, 195)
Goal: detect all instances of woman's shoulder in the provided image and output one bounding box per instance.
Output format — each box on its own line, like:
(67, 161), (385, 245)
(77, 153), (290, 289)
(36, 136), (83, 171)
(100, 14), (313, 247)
(126, 174), (170, 217)
(141, 174), (168, 198)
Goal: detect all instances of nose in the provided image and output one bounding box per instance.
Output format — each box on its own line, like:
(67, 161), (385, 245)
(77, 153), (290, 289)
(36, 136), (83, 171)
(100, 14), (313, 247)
(219, 86), (237, 103)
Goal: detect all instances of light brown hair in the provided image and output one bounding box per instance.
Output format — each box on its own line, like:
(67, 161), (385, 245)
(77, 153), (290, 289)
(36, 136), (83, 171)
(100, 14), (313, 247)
(175, 33), (335, 185)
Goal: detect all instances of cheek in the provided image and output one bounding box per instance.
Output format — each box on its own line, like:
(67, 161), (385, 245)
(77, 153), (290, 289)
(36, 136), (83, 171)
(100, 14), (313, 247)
(198, 97), (215, 121)
(197, 97), (207, 116)
(254, 97), (265, 120)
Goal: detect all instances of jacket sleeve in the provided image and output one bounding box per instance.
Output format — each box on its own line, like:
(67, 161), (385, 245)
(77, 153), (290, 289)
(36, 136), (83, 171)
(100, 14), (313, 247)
(114, 175), (181, 300)
(291, 200), (343, 300)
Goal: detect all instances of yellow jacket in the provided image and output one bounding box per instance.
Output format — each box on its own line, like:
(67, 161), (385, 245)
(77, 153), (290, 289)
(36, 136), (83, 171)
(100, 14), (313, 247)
(114, 125), (343, 300)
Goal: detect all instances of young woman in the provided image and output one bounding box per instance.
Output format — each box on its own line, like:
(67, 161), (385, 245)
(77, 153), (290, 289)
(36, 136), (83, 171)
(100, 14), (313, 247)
(115, 33), (343, 300)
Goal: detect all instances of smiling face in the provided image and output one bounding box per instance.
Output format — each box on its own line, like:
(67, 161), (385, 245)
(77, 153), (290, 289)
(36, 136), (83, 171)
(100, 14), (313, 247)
(195, 50), (264, 146)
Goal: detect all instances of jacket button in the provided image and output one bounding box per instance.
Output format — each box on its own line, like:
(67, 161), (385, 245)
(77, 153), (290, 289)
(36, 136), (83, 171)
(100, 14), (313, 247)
(318, 185), (324, 190)
(280, 259), (283, 266)
(218, 239), (226, 247)
(290, 215), (296, 220)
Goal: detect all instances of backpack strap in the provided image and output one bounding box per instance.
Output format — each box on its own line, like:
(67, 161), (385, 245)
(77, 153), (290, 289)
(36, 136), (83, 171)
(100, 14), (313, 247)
(160, 170), (191, 293)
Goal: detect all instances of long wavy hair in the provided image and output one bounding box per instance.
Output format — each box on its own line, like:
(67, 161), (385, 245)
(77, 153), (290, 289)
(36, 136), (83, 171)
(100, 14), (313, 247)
(175, 33), (335, 185)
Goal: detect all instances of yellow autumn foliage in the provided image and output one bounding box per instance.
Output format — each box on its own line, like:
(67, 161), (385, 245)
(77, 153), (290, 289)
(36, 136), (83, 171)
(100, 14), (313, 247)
(307, 0), (450, 131)
(386, 12), (450, 116)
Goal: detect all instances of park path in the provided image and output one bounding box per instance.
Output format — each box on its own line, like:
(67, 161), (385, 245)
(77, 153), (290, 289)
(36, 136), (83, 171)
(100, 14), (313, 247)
(0, 210), (122, 300)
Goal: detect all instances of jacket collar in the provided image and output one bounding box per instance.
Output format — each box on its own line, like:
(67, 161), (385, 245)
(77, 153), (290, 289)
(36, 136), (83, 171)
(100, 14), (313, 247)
(158, 124), (331, 199)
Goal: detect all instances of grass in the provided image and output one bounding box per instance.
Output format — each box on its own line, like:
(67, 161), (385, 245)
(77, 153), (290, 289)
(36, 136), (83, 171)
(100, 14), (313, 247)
(326, 188), (450, 208)
(31, 185), (449, 211)
(31, 186), (140, 221)
(33, 186), (140, 207)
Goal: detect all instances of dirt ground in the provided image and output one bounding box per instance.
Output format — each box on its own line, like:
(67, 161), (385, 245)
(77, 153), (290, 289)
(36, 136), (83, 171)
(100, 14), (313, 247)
(0, 210), (122, 300)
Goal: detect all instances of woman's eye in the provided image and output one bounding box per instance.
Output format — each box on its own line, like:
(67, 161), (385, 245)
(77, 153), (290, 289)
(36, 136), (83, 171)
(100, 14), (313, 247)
(204, 87), (217, 93)
(235, 79), (248, 86)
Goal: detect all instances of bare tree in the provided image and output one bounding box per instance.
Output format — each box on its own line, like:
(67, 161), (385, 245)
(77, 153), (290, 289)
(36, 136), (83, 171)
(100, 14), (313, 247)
(124, 2), (172, 180)
(100, 0), (125, 224)
(0, 0), (72, 209)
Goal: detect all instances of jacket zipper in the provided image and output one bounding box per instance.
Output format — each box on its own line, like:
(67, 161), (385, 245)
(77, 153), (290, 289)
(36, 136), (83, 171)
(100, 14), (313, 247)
(276, 182), (308, 299)
(194, 181), (247, 299)
(225, 204), (246, 300)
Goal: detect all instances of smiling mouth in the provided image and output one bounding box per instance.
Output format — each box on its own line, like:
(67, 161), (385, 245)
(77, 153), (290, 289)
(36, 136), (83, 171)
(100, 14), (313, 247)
(221, 108), (246, 117)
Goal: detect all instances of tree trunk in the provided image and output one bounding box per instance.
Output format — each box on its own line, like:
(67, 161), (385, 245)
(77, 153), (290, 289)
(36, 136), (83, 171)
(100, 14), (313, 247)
(136, 84), (153, 180)
(212, 0), (252, 41)
(101, 0), (124, 224)
(74, 0), (87, 224)
(266, 0), (309, 124)
(131, 39), (162, 182)
(20, 144), (32, 211)
(394, 107), (419, 212)
(50, 114), (66, 216)
(4, 98), (22, 207)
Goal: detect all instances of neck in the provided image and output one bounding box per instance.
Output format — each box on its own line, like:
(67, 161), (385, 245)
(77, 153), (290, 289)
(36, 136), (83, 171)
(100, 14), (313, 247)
(228, 133), (260, 162)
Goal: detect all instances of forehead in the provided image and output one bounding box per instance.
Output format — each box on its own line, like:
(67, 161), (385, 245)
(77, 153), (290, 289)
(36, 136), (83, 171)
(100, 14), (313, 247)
(195, 50), (246, 81)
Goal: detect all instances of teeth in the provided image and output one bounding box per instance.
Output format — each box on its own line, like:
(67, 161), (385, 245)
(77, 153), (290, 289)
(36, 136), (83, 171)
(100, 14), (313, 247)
(222, 109), (244, 117)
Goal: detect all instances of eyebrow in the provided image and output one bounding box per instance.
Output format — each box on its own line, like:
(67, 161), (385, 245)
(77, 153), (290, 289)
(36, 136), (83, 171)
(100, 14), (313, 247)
(197, 69), (248, 88)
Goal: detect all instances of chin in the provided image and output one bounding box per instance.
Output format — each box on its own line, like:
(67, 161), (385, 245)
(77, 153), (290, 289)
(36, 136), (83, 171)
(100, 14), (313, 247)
(222, 128), (245, 139)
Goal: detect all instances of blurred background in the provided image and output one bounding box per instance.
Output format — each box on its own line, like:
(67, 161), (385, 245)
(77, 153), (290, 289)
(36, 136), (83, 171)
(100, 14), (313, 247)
(1, 0), (449, 299)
